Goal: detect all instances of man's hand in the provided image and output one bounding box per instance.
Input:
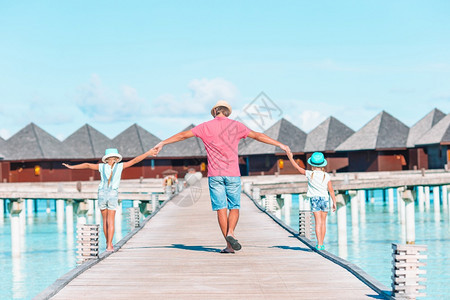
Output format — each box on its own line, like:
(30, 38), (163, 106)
(152, 142), (164, 155)
(279, 144), (291, 154)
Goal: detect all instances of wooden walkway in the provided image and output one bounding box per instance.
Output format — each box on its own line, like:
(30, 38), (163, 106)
(52, 179), (383, 299)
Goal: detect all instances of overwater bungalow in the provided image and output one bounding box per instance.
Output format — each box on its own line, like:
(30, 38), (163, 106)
(239, 118), (307, 175)
(304, 116), (355, 172)
(406, 109), (446, 170)
(415, 113), (450, 169)
(0, 123), (72, 182)
(335, 111), (410, 172)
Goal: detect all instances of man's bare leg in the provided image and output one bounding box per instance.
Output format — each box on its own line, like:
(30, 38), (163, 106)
(226, 209), (239, 237)
(217, 208), (234, 252)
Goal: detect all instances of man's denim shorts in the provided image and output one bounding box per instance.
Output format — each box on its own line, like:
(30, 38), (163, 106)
(310, 196), (329, 212)
(98, 188), (119, 210)
(208, 176), (241, 211)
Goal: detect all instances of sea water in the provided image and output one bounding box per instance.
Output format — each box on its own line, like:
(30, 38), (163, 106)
(0, 199), (137, 300)
(278, 190), (450, 299)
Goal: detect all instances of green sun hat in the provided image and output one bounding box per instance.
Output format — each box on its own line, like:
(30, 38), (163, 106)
(307, 152), (327, 167)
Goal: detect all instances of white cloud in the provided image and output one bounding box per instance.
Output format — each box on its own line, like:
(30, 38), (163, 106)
(0, 128), (10, 139)
(75, 74), (150, 122)
(152, 78), (239, 116)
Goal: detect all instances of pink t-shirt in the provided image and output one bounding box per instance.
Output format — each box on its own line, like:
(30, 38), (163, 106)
(191, 116), (251, 177)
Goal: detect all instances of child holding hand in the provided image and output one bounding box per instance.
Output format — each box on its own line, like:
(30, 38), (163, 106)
(287, 151), (337, 250)
(63, 148), (156, 251)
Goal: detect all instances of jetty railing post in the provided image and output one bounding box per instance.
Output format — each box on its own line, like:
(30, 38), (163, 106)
(391, 243), (427, 299)
(76, 224), (99, 264)
(349, 190), (359, 227)
(299, 210), (313, 240)
(66, 199), (74, 234)
(151, 193), (159, 212)
(265, 194), (278, 213)
(416, 186), (425, 212)
(336, 193), (349, 246)
(9, 200), (23, 258)
(128, 207), (140, 228)
(400, 187), (416, 244)
(424, 186), (430, 211)
(243, 182), (252, 195)
(252, 187), (261, 205)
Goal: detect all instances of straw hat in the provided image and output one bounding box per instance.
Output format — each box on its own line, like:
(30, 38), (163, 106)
(211, 100), (232, 117)
(307, 152), (327, 167)
(102, 148), (122, 163)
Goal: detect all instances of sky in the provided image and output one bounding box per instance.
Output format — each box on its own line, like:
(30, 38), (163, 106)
(1, 1), (449, 141)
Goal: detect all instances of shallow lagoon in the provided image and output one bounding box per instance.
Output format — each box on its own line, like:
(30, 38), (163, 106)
(278, 190), (450, 299)
(0, 200), (136, 300)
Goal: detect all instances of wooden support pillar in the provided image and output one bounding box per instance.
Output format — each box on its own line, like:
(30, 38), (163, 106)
(349, 190), (359, 226)
(358, 190), (366, 222)
(243, 182), (252, 195)
(0, 199), (4, 224)
(66, 199), (74, 235)
(151, 194), (159, 212)
(442, 186), (448, 211)
(400, 187), (416, 244)
(26, 199), (34, 218)
(336, 193), (349, 247)
(282, 194), (292, 226)
(19, 199), (26, 235)
(416, 186), (425, 212)
(252, 187), (261, 204)
(56, 199), (65, 232)
(433, 186), (440, 216)
(397, 189), (406, 225)
(46, 199), (51, 214)
(9, 200), (23, 258)
(387, 188), (395, 213)
(424, 186), (430, 211)
(75, 200), (88, 226)
(369, 190), (375, 204)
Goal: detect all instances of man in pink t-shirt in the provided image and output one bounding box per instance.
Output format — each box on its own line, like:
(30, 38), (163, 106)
(153, 100), (290, 253)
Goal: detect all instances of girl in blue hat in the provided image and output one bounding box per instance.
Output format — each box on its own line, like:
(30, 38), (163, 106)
(287, 151), (337, 250)
(63, 148), (156, 251)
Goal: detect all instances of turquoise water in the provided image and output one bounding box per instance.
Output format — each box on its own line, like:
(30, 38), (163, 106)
(0, 200), (137, 300)
(277, 190), (450, 299)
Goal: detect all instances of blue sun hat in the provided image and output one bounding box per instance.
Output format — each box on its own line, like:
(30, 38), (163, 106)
(307, 152), (327, 167)
(102, 148), (122, 163)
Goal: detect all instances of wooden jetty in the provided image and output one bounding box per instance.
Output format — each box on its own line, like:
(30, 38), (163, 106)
(49, 178), (387, 299)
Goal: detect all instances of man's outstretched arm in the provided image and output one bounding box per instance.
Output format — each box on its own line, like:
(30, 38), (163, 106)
(247, 131), (291, 153)
(152, 130), (195, 155)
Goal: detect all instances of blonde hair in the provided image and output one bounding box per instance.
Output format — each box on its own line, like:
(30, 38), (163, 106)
(310, 166), (326, 182)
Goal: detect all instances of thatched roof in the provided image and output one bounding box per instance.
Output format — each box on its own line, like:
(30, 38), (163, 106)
(240, 118), (306, 155)
(63, 124), (114, 159)
(5, 123), (68, 160)
(336, 111), (409, 151)
(0, 137), (6, 159)
(304, 116), (355, 152)
(112, 124), (161, 158)
(406, 108), (446, 148)
(415, 113), (450, 146)
(159, 124), (206, 157)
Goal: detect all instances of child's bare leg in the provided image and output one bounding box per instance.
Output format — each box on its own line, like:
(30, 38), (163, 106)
(101, 209), (108, 238)
(320, 212), (328, 244)
(313, 212), (323, 245)
(106, 209), (116, 250)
